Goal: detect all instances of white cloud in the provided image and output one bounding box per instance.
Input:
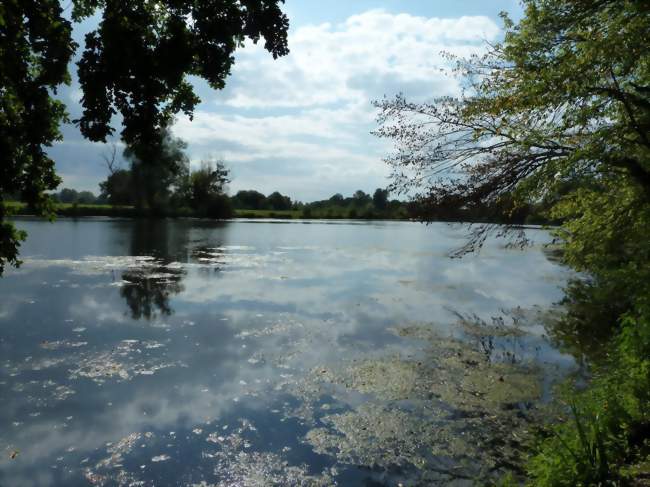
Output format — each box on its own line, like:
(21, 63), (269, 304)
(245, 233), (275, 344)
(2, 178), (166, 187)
(178, 10), (500, 200)
(222, 10), (499, 109)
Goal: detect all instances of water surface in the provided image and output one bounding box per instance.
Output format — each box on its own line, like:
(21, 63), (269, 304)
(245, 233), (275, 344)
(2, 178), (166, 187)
(0, 218), (573, 486)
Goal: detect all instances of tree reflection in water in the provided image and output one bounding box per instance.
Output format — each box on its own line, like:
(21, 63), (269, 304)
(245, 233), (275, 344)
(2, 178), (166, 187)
(121, 266), (184, 320)
(118, 219), (228, 319)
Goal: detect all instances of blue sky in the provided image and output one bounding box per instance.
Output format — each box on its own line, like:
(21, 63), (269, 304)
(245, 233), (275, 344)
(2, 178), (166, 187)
(50, 0), (523, 202)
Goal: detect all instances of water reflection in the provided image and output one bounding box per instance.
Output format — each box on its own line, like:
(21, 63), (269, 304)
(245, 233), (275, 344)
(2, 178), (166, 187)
(118, 220), (233, 320)
(0, 219), (575, 486)
(120, 265), (185, 320)
(120, 221), (188, 320)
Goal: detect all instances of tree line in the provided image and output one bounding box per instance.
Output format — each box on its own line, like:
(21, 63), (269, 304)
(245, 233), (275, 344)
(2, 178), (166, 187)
(26, 178), (556, 223)
(232, 188), (406, 219)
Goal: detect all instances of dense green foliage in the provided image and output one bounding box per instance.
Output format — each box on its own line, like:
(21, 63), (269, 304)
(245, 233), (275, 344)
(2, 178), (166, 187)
(232, 189), (279, 210)
(73, 0), (288, 146)
(124, 126), (190, 211)
(230, 188), (408, 219)
(0, 1), (74, 273)
(376, 0), (650, 483)
(177, 158), (233, 219)
(298, 189), (407, 219)
(53, 187), (101, 204)
(0, 0), (289, 274)
(9, 187), (410, 221)
(99, 169), (133, 206)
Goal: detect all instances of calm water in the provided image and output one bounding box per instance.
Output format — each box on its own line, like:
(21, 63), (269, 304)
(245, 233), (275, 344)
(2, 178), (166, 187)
(0, 218), (573, 486)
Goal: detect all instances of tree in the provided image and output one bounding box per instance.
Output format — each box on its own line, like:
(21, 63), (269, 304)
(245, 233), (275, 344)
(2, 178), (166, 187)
(374, 0), (650, 255)
(75, 1), (289, 147)
(0, 1), (75, 273)
(232, 190), (267, 210)
(57, 188), (79, 204)
(372, 188), (389, 211)
(187, 158), (232, 218)
(267, 191), (292, 211)
(77, 191), (97, 205)
(125, 125), (189, 210)
(352, 190), (371, 207)
(0, 0), (290, 274)
(99, 169), (134, 206)
(375, 3), (650, 481)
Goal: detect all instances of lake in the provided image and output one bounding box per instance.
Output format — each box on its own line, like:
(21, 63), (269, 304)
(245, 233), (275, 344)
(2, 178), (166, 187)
(0, 218), (575, 486)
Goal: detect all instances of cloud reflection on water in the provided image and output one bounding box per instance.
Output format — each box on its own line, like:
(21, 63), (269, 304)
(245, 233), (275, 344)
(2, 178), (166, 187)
(0, 219), (573, 485)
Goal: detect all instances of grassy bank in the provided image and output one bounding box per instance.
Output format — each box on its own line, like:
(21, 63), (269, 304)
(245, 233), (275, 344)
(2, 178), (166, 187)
(502, 307), (650, 486)
(7, 201), (140, 218)
(234, 209), (302, 219)
(6, 202), (409, 220)
(500, 284), (650, 484)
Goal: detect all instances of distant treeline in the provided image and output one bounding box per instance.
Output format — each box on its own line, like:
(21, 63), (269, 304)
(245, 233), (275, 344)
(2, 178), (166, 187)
(7, 186), (556, 223)
(232, 188), (408, 220)
(5, 127), (555, 223)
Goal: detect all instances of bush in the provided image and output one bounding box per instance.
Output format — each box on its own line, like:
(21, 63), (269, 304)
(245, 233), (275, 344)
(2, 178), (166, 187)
(527, 300), (650, 485)
(204, 194), (233, 219)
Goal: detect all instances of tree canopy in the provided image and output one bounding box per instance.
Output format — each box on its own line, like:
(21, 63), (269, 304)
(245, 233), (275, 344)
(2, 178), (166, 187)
(0, 0), (289, 274)
(74, 0), (289, 146)
(124, 125), (190, 210)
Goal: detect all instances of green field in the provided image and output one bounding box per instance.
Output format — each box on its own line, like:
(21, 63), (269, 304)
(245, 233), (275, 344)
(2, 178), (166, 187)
(234, 209), (301, 219)
(5, 202), (407, 220)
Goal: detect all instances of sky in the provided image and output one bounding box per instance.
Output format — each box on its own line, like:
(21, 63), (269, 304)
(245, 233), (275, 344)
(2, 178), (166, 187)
(50, 0), (523, 202)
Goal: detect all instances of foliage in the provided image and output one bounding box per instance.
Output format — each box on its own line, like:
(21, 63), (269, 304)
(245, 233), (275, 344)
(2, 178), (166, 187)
(0, 0), (290, 274)
(373, 188), (389, 210)
(352, 190), (371, 207)
(528, 301), (650, 486)
(124, 125), (190, 211)
(0, 0), (75, 273)
(550, 181), (650, 300)
(184, 158), (232, 218)
(267, 191), (292, 211)
(301, 189), (407, 219)
(231, 190), (270, 210)
(51, 188), (100, 204)
(73, 0), (289, 146)
(99, 142), (232, 218)
(99, 169), (134, 206)
(57, 188), (79, 204)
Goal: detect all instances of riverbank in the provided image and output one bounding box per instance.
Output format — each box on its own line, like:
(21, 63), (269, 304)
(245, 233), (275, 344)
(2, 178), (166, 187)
(5, 202), (410, 221)
(6, 202), (556, 226)
(510, 299), (650, 486)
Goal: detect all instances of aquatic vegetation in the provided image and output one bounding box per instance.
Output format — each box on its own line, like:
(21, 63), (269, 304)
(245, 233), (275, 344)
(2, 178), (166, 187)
(297, 322), (551, 483)
(206, 420), (336, 487)
(69, 340), (180, 384)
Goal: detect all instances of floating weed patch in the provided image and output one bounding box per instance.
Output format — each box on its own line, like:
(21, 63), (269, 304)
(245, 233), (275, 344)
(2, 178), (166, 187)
(204, 419), (336, 487)
(306, 403), (436, 469)
(69, 340), (179, 384)
(298, 322), (549, 483)
(84, 432), (156, 485)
